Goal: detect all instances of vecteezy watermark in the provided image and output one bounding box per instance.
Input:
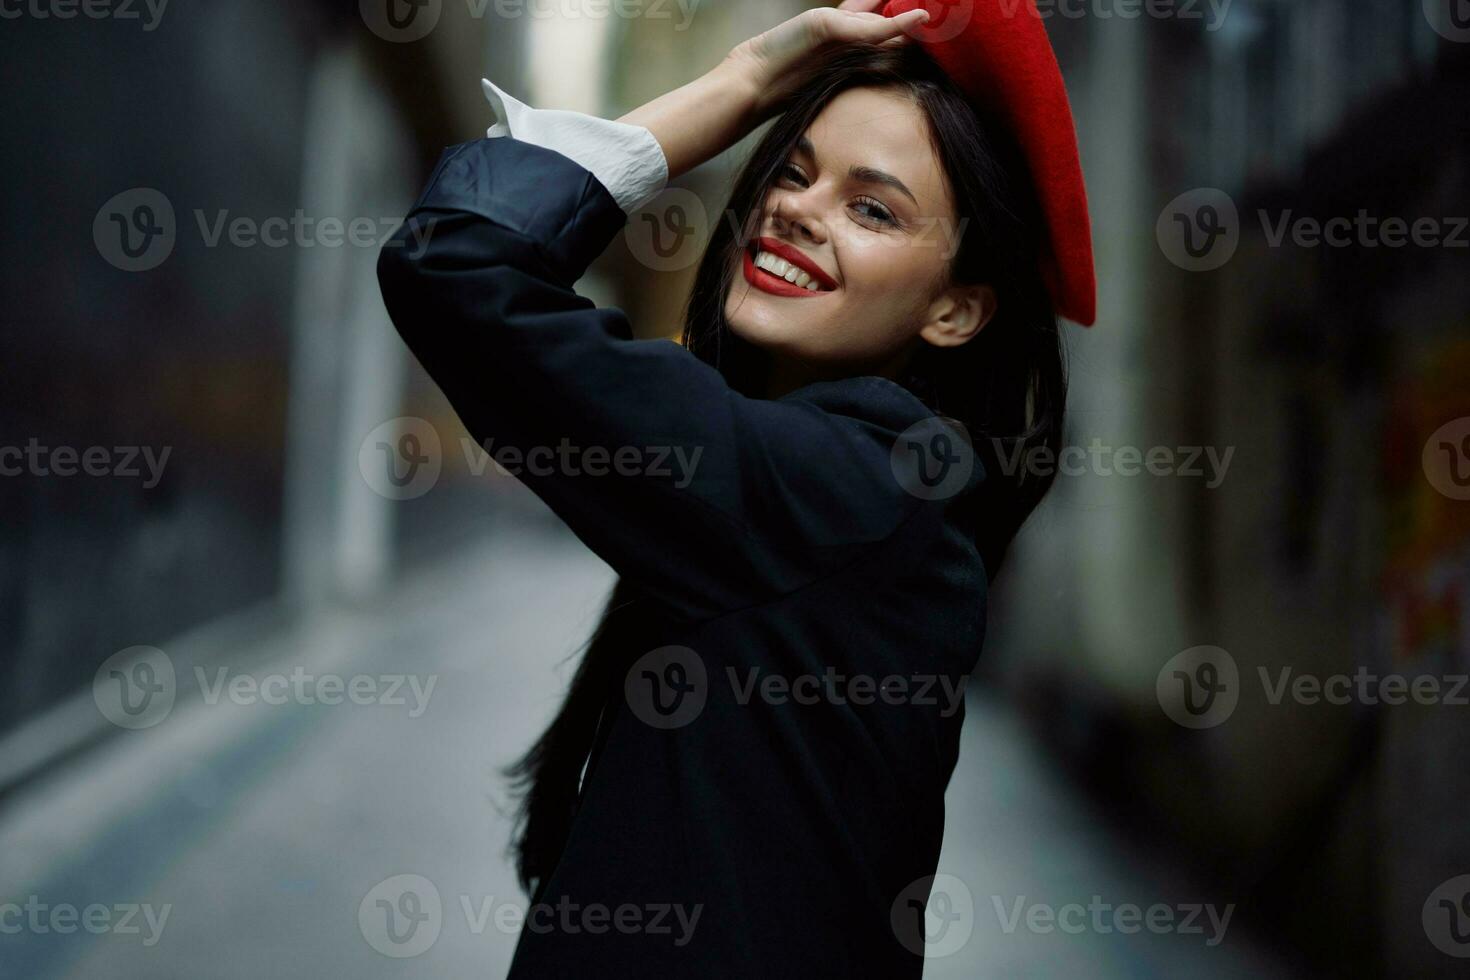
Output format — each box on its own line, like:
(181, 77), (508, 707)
(624, 187), (709, 272)
(728, 667), (968, 718)
(0, 0), (169, 30)
(462, 437), (703, 489)
(357, 874), (702, 958)
(1158, 188), (1469, 271)
(625, 195), (972, 274)
(891, 873), (975, 958)
(196, 666), (437, 718)
(624, 646), (708, 730)
(1423, 417), (1470, 500)
(1157, 188), (1241, 271)
(1025, 0), (1233, 32)
(91, 647), (437, 729)
(899, 0), (973, 44)
(359, 0), (702, 44)
(93, 188), (434, 272)
(891, 416), (978, 501)
(0, 439), (171, 487)
(623, 646), (968, 730)
(93, 646), (176, 730)
(357, 417), (708, 501)
(1424, 874), (1470, 958)
(359, 417), (443, 501)
(1158, 646), (1470, 729)
(0, 897), (171, 946)
(990, 436), (1235, 488)
(1423, 0), (1470, 45)
(1258, 666), (1470, 708)
(1257, 211), (1470, 251)
(1156, 646), (1240, 729)
(989, 895), (1236, 946)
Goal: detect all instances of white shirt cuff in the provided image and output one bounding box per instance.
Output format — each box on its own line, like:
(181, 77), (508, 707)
(480, 79), (669, 216)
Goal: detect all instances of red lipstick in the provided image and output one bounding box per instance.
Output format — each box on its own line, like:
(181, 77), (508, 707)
(741, 237), (838, 298)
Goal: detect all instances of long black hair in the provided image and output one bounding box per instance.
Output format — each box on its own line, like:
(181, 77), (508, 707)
(506, 43), (1068, 895)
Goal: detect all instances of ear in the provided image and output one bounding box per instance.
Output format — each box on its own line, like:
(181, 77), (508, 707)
(917, 283), (997, 348)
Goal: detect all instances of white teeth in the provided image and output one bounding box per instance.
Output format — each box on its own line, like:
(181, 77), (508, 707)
(753, 250), (827, 291)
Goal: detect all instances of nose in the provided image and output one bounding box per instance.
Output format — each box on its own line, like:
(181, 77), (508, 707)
(769, 190), (827, 247)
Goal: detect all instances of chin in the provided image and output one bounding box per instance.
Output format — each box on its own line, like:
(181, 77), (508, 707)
(725, 294), (806, 356)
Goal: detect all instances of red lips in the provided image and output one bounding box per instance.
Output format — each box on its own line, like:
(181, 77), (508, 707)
(741, 237), (838, 298)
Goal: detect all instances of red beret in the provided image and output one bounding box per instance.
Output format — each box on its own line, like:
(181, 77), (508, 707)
(880, 0), (1096, 326)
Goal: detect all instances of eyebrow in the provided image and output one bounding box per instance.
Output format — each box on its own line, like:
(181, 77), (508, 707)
(794, 136), (918, 207)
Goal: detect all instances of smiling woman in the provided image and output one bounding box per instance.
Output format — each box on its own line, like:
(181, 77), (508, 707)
(727, 85), (992, 377)
(376, 1), (1092, 976)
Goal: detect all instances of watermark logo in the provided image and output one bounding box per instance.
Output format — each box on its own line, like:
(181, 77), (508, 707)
(0, 0), (169, 30)
(0, 440), (171, 486)
(196, 666), (437, 717)
(359, 417), (442, 500)
(462, 436), (702, 487)
(991, 895), (1235, 945)
(1157, 188), (1239, 272)
(1259, 666), (1470, 708)
(360, 0), (442, 41)
(891, 416), (976, 501)
(1161, 189), (1468, 271)
(1424, 0), (1470, 44)
(1424, 875), (1470, 957)
(1423, 417), (1470, 500)
(990, 436), (1234, 487)
(1026, 0), (1233, 30)
(891, 873), (975, 958)
(624, 187), (708, 272)
(94, 188), (175, 272)
(902, 0), (973, 43)
(624, 645), (707, 729)
(728, 667), (966, 717)
(1156, 645), (1239, 729)
(0, 897), (171, 946)
(358, 876), (701, 950)
(93, 646), (176, 730)
(359, 874), (443, 958)
(95, 189), (433, 271)
(362, 0), (700, 40)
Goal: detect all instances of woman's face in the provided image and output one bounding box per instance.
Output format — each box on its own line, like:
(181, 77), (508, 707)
(724, 86), (988, 386)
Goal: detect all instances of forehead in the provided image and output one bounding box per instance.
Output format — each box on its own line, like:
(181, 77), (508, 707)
(802, 87), (952, 214)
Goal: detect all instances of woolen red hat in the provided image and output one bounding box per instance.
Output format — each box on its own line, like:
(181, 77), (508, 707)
(880, 0), (1096, 326)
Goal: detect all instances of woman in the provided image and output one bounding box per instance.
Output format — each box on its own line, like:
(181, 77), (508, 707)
(377, 1), (1094, 974)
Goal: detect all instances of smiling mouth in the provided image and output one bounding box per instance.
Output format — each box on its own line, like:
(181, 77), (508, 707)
(741, 238), (837, 298)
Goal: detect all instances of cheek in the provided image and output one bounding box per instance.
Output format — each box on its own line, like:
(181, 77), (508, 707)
(836, 239), (946, 337)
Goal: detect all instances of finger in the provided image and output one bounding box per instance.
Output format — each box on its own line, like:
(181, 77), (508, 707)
(835, 7), (927, 42)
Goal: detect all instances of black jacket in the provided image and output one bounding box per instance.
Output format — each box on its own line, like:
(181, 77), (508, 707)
(378, 136), (995, 978)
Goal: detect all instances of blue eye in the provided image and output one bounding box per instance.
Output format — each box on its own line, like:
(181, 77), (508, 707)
(851, 196), (896, 227)
(775, 163), (898, 228)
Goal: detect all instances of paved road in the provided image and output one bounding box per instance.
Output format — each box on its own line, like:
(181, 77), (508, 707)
(0, 510), (1293, 978)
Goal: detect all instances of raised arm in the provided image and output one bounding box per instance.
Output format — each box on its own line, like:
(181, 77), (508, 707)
(618, 0), (929, 180)
(376, 4), (972, 626)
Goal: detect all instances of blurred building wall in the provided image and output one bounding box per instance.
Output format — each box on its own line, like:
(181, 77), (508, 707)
(984, 3), (1468, 976)
(0, 0), (509, 766)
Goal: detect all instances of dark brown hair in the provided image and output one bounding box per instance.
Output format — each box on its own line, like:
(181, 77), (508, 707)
(507, 43), (1067, 895)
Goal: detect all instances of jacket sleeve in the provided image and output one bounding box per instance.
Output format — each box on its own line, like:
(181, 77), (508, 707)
(377, 137), (947, 622)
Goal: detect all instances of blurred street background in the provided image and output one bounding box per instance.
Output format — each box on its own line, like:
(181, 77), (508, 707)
(2, 1), (1468, 976)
